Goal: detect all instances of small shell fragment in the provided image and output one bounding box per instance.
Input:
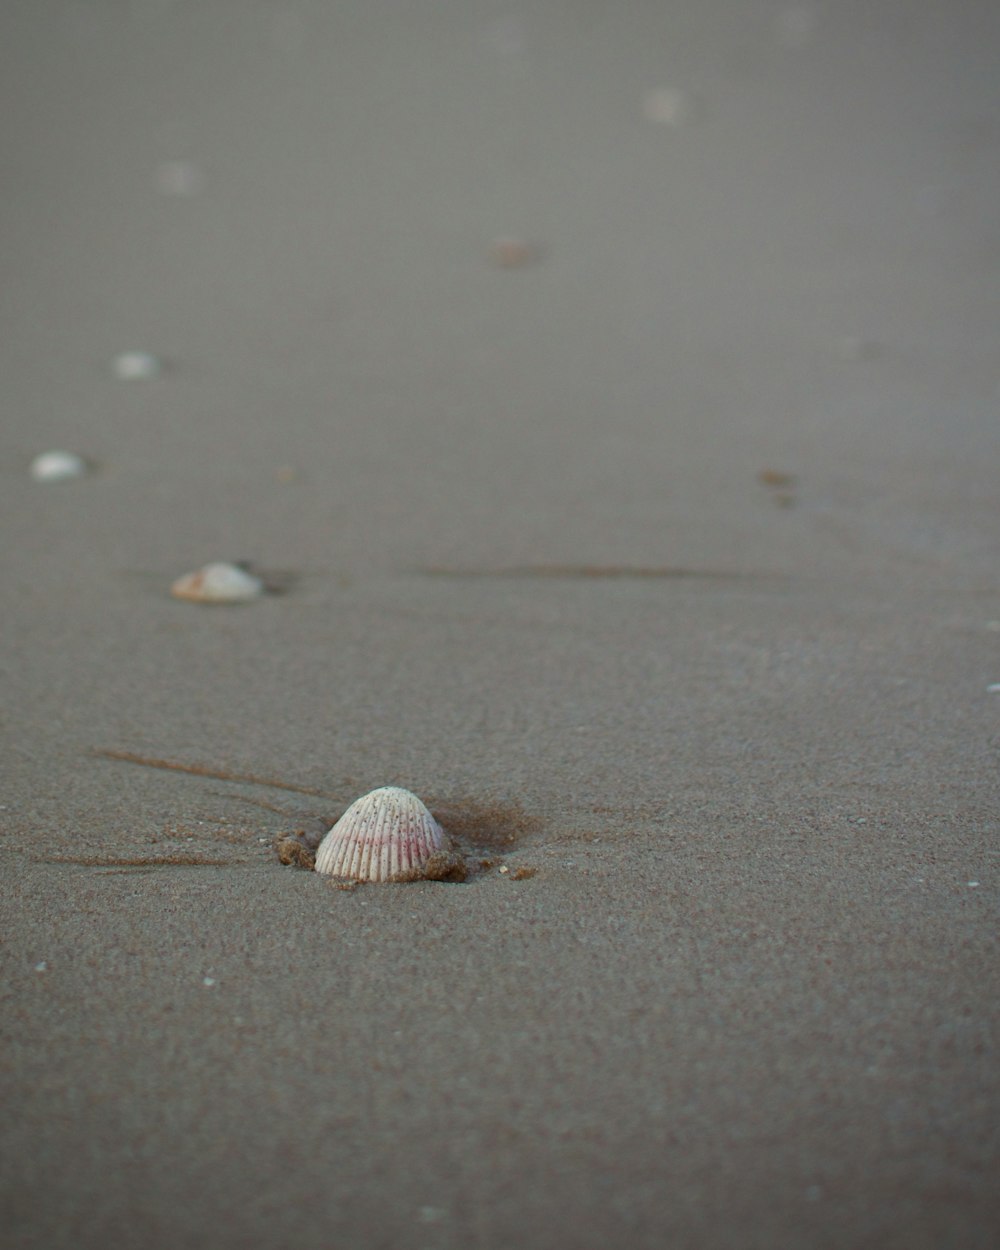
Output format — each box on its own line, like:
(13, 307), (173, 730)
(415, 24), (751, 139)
(30, 450), (87, 483)
(170, 562), (264, 604)
(315, 786), (462, 883)
(111, 351), (161, 380)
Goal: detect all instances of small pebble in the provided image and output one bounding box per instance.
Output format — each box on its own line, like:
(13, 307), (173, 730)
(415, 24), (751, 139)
(489, 238), (539, 268)
(171, 562), (265, 604)
(967, 881), (980, 888)
(111, 351), (161, 380)
(34, 961), (47, 973)
(30, 450), (87, 483)
(643, 87), (699, 126)
(986, 684), (1000, 694)
(203, 977), (216, 987)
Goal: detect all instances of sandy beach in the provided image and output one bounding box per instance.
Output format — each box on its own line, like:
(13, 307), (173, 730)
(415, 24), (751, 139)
(2, 2), (998, 1247)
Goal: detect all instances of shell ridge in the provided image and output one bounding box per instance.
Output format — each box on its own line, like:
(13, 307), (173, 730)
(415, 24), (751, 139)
(355, 806), (375, 880)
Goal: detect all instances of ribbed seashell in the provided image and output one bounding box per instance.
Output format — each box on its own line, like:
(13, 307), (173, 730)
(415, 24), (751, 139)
(314, 787), (447, 882)
(170, 562), (264, 603)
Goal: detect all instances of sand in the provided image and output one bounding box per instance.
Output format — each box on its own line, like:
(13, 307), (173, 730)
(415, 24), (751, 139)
(2, 3), (998, 1247)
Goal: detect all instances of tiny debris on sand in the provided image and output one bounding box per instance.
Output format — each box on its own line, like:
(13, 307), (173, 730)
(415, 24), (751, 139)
(417, 848), (468, 882)
(276, 834), (319, 870)
(489, 238), (540, 268)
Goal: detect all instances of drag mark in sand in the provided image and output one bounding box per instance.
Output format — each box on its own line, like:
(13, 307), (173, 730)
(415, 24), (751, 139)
(33, 853), (232, 869)
(92, 748), (343, 800)
(419, 564), (748, 581)
(91, 751), (545, 876)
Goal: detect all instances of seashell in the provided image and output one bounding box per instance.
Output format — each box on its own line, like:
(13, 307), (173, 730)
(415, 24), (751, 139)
(30, 450), (87, 483)
(315, 787), (454, 883)
(170, 562), (264, 603)
(111, 350), (161, 380)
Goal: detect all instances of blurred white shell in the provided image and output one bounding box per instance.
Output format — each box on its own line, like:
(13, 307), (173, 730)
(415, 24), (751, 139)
(30, 450), (87, 483)
(315, 787), (446, 882)
(170, 562), (264, 603)
(111, 351), (161, 380)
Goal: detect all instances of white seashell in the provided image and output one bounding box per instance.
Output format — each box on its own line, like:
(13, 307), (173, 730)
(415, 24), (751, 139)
(315, 787), (448, 882)
(111, 351), (161, 380)
(170, 562), (264, 603)
(30, 450), (87, 483)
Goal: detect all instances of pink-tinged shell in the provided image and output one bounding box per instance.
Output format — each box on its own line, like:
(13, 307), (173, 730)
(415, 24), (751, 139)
(314, 787), (446, 882)
(170, 562), (263, 603)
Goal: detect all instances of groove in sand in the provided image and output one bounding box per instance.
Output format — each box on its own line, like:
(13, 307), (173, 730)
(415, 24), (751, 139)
(419, 565), (751, 581)
(93, 748), (340, 799)
(35, 854), (233, 868)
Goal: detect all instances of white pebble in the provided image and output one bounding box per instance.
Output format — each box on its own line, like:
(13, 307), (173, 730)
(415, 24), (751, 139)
(203, 977), (216, 987)
(171, 562), (265, 604)
(154, 160), (205, 197)
(30, 450), (87, 483)
(34, 961), (48, 973)
(111, 351), (161, 380)
(643, 87), (699, 126)
(967, 881), (980, 888)
(987, 684), (1000, 694)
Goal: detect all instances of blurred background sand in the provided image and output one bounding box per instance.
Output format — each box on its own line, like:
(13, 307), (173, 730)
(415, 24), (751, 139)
(2, 3), (998, 1247)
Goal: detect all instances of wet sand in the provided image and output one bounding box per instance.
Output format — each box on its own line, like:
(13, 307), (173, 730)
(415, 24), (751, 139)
(2, 3), (998, 1247)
